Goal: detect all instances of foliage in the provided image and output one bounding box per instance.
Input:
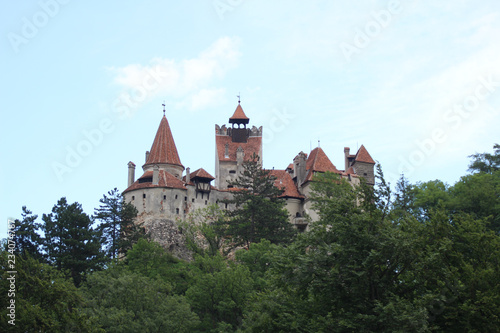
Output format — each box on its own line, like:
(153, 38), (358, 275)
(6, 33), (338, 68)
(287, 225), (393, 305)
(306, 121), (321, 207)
(186, 254), (254, 332)
(11, 206), (44, 261)
(125, 238), (192, 295)
(468, 143), (500, 174)
(94, 188), (142, 259)
(0, 252), (97, 332)
(42, 197), (106, 286)
(223, 154), (296, 248)
(81, 264), (199, 333)
(181, 205), (230, 257)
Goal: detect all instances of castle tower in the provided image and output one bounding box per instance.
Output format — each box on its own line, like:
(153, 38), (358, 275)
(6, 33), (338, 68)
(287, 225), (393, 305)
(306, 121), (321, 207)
(123, 111), (187, 217)
(215, 102), (263, 189)
(346, 145), (376, 185)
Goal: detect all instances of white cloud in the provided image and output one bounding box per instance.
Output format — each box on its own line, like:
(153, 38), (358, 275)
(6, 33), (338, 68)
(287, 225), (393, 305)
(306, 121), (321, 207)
(108, 36), (241, 114)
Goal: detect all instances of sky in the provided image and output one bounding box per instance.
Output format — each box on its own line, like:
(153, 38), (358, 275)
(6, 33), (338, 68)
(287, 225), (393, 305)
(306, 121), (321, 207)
(1, 1), (499, 239)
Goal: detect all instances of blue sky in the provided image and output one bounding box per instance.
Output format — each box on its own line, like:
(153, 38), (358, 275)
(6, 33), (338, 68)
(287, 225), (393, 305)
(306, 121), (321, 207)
(2, 1), (499, 239)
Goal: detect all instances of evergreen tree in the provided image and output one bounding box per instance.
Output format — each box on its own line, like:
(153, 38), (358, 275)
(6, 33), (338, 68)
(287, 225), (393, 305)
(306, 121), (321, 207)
(42, 197), (105, 287)
(94, 188), (141, 259)
(12, 206), (44, 260)
(0, 251), (96, 332)
(468, 143), (500, 174)
(223, 154), (295, 248)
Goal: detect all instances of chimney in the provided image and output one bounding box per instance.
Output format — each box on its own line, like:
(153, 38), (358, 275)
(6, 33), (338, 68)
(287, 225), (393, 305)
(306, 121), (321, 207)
(185, 167), (191, 184)
(344, 147), (350, 171)
(145, 150), (150, 163)
(236, 146), (244, 165)
(153, 165), (159, 185)
(127, 161), (136, 187)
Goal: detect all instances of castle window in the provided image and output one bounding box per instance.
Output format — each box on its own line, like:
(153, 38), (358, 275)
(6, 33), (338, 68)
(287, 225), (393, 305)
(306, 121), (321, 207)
(225, 203), (228, 209)
(132, 196), (135, 200)
(227, 185), (233, 189)
(229, 170), (236, 174)
(163, 195), (166, 200)
(364, 173), (368, 176)
(192, 198), (195, 203)
(184, 196), (187, 201)
(205, 200), (208, 205)
(176, 208), (179, 214)
(143, 194), (146, 199)
(175, 195), (178, 199)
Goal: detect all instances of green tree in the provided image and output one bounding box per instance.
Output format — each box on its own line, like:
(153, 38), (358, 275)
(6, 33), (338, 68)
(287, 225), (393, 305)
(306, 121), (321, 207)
(0, 251), (96, 332)
(449, 172), (500, 231)
(224, 154), (295, 248)
(81, 265), (199, 333)
(125, 238), (192, 295)
(42, 197), (106, 286)
(468, 143), (500, 174)
(186, 254), (254, 331)
(411, 180), (451, 221)
(94, 188), (141, 259)
(12, 206), (44, 260)
(243, 172), (428, 332)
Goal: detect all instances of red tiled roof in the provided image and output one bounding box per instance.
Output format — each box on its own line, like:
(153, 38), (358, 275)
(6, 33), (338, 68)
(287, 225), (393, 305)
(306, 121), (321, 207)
(304, 147), (341, 181)
(343, 166), (358, 177)
(123, 169), (186, 193)
(144, 116), (183, 167)
(229, 103), (249, 122)
(189, 168), (215, 180)
(355, 145), (375, 164)
(216, 135), (262, 162)
(270, 169), (304, 199)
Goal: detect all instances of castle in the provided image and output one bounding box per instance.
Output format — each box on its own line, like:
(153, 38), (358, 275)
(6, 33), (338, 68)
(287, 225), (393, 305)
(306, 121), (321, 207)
(123, 103), (375, 256)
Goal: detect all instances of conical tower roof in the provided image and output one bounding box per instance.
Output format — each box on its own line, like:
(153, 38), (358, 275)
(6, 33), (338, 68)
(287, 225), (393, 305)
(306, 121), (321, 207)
(144, 115), (183, 167)
(229, 103), (249, 124)
(355, 145), (375, 164)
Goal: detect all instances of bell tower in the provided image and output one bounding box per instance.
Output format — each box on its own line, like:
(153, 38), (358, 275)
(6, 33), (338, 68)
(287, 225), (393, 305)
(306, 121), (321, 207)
(215, 101), (263, 189)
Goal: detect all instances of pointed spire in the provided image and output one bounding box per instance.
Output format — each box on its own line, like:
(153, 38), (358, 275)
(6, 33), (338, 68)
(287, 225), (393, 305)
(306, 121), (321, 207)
(144, 115), (183, 167)
(229, 103), (249, 124)
(355, 145), (375, 164)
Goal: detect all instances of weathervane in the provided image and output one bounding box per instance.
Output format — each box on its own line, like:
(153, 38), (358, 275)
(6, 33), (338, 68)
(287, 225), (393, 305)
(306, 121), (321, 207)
(162, 101), (166, 116)
(237, 92), (241, 104)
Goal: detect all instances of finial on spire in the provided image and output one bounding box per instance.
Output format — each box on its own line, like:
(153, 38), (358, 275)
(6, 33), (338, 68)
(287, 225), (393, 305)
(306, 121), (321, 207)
(318, 139), (320, 148)
(162, 101), (166, 116)
(237, 92), (241, 104)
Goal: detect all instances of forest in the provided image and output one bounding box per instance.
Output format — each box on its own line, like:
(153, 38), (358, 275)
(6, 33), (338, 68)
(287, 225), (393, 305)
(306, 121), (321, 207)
(1, 144), (499, 332)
